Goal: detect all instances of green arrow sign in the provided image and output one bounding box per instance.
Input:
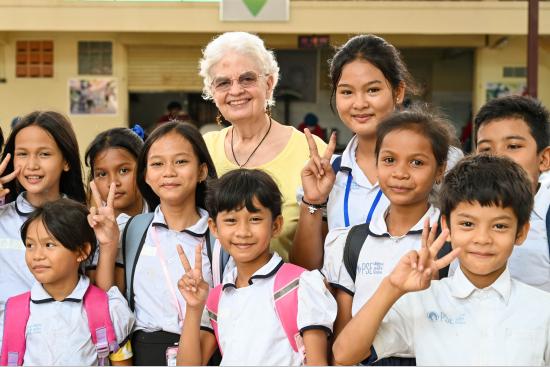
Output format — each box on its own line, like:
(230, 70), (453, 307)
(243, 0), (267, 16)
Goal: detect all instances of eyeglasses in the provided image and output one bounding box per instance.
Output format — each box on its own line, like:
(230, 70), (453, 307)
(211, 71), (265, 92)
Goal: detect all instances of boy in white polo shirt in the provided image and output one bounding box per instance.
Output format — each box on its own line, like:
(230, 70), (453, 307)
(333, 155), (550, 366)
(473, 95), (550, 291)
(176, 169), (336, 366)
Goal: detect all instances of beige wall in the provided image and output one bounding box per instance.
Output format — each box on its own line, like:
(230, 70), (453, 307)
(0, 32), (128, 161)
(0, 1), (549, 36)
(474, 36), (550, 114)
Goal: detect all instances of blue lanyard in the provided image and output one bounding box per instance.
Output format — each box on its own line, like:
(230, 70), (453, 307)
(343, 171), (383, 227)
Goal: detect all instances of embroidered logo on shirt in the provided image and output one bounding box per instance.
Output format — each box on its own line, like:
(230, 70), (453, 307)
(27, 323), (42, 335)
(427, 311), (466, 325)
(356, 262), (384, 276)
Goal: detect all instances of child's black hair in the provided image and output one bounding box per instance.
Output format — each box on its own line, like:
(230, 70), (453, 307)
(2, 111), (86, 204)
(375, 108), (453, 168)
(206, 169), (282, 220)
(21, 198), (96, 273)
(137, 121), (217, 209)
(440, 154), (533, 230)
(474, 95), (550, 153)
(85, 127), (144, 174)
(329, 34), (418, 112)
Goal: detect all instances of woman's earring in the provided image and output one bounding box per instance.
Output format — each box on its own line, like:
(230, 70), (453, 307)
(216, 111), (223, 125)
(265, 105), (272, 118)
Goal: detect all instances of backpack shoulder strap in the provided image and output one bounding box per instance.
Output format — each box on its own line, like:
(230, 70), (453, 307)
(83, 284), (119, 365)
(205, 285), (223, 354)
(331, 155), (342, 174)
(546, 204), (550, 260)
(273, 263), (307, 353)
(343, 223), (370, 283)
(122, 212), (154, 310)
(206, 230), (231, 287)
(1, 292), (31, 366)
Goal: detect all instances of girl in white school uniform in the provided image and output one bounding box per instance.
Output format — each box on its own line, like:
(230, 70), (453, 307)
(1, 198), (134, 366)
(0, 111), (87, 352)
(84, 127), (149, 289)
(326, 109), (452, 365)
(176, 169), (336, 366)
(291, 34), (463, 270)
(93, 121), (217, 366)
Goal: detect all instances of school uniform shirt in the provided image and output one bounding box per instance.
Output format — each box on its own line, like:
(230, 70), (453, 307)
(508, 180), (550, 291)
(21, 276), (134, 366)
(326, 135), (389, 231)
(324, 205), (440, 316)
(133, 205), (213, 334)
(0, 193), (37, 351)
(87, 200), (150, 269)
(200, 253), (337, 366)
(369, 266), (550, 366)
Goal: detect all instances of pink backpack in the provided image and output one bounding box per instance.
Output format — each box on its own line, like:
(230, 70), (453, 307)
(206, 263), (306, 356)
(0, 284), (119, 366)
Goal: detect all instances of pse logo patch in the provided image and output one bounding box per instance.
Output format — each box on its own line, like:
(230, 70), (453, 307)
(426, 311), (466, 325)
(356, 262), (384, 276)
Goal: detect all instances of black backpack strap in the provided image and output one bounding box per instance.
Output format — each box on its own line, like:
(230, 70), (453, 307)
(331, 155), (342, 174)
(343, 223), (370, 283)
(435, 219), (452, 279)
(122, 212), (154, 310)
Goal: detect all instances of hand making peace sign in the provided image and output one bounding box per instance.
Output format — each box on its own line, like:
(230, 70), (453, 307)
(0, 153), (20, 198)
(177, 242), (210, 309)
(88, 181), (119, 248)
(388, 220), (461, 293)
(301, 129), (337, 204)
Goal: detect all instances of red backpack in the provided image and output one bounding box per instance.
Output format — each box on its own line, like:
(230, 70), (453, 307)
(0, 284), (119, 366)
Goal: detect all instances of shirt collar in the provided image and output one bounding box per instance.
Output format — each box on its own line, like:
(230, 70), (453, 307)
(151, 205), (209, 236)
(369, 205), (440, 238)
(30, 276), (90, 304)
(15, 192), (36, 217)
(339, 135), (377, 189)
(222, 252), (284, 290)
(533, 180), (550, 219)
(15, 192), (69, 217)
(450, 265), (512, 303)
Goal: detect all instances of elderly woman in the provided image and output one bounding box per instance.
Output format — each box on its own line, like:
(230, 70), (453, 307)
(200, 32), (326, 262)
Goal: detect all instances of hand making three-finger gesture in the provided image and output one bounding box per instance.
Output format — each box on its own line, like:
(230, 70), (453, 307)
(177, 242), (210, 310)
(0, 153), (20, 199)
(88, 181), (119, 249)
(389, 220), (461, 293)
(301, 129), (337, 205)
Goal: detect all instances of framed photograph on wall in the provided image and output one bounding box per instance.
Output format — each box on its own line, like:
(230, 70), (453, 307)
(69, 77), (117, 115)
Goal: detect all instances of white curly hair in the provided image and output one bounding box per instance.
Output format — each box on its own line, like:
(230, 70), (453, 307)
(199, 32), (280, 107)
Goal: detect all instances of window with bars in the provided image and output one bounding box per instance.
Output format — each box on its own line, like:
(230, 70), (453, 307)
(16, 40), (54, 78)
(78, 41), (113, 75)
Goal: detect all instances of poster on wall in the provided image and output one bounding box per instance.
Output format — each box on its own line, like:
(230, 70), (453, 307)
(486, 82), (527, 102)
(69, 78), (117, 115)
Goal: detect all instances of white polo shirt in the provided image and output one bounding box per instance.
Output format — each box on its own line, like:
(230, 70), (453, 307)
(508, 180), (550, 291)
(370, 266), (550, 365)
(327, 135), (389, 231)
(200, 253), (337, 366)
(21, 276), (135, 366)
(0, 193), (37, 350)
(324, 205), (440, 316)
(132, 205), (213, 334)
